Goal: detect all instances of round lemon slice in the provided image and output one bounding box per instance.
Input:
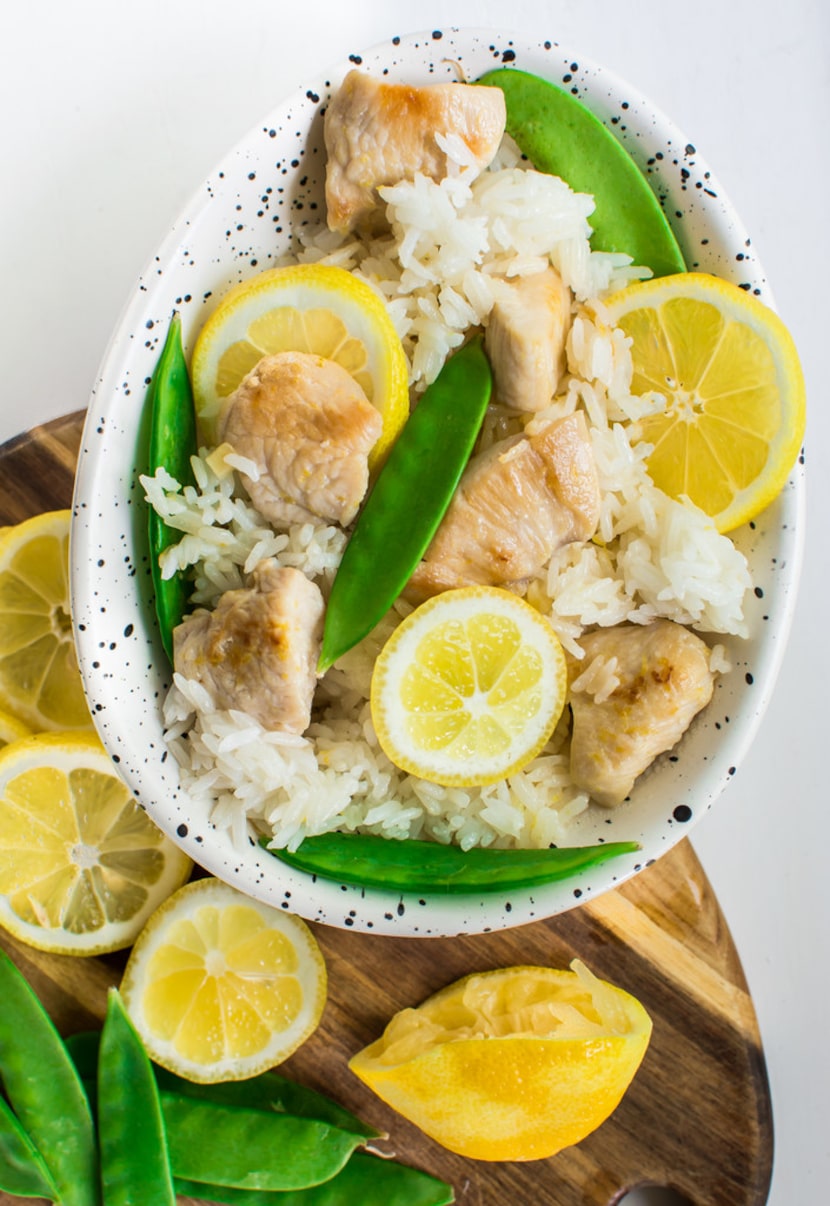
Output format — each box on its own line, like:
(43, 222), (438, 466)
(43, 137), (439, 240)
(370, 586), (567, 787)
(190, 262), (410, 468)
(602, 272), (806, 532)
(0, 510), (93, 731)
(0, 731), (192, 955)
(120, 878), (327, 1083)
(349, 960), (652, 1161)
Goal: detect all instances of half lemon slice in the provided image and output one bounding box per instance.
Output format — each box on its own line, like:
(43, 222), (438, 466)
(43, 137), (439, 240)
(370, 586), (567, 787)
(603, 272), (805, 532)
(190, 262), (410, 468)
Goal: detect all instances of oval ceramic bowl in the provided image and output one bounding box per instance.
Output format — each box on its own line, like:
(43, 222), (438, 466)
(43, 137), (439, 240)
(71, 28), (804, 936)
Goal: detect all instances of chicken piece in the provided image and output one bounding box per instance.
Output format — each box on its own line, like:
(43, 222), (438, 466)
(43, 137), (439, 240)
(219, 351), (382, 528)
(485, 269), (573, 412)
(324, 69), (507, 233)
(173, 562), (324, 734)
(568, 620), (716, 807)
(407, 412), (601, 600)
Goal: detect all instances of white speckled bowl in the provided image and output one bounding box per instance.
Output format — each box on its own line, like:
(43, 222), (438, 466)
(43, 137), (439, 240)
(71, 28), (804, 936)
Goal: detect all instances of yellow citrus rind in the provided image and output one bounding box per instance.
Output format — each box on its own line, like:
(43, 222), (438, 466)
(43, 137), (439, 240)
(349, 962), (652, 1161)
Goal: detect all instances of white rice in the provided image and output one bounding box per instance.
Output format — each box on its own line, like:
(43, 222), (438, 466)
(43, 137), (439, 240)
(142, 142), (752, 853)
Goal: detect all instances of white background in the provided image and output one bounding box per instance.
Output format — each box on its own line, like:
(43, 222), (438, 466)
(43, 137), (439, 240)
(1, 2), (827, 1203)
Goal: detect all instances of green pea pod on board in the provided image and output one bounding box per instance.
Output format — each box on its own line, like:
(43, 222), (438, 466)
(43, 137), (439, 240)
(162, 1094), (365, 1192)
(0, 949), (100, 1206)
(265, 832), (640, 895)
(319, 335), (492, 672)
(67, 1031), (379, 1143)
(477, 67), (687, 279)
(97, 989), (175, 1206)
(0, 1095), (60, 1201)
(174, 1151), (455, 1206)
(152, 1066), (380, 1142)
(146, 310), (199, 662)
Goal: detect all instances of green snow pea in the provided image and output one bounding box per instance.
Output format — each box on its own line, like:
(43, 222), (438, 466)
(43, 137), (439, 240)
(477, 67), (687, 279)
(152, 1066), (379, 1141)
(146, 310), (198, 662)
(318, 335), (492, 671)
(0, 949), (99, 1206)
(67, 1032), (378, 1143)
(174, 1152), (454, 1206)
(97, 990), (175, 1206)
(0, 1095), (59, 1200)
(162, 1094), (364, 1192)
(265, 832), (640, 895)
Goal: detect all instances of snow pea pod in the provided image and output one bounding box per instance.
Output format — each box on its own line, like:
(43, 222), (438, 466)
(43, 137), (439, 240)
(97, 990), (175, 1206)
(146, 310), (198, 662)
(0, 950), (99, 1206)
(0, 1095), (59, 1200)
(319, 336), (492, 671)
(477, 67), (687, 279)
(162, 1094), (364, 1192)
(68, 1032), (378, 1143)
(174, 1152), (454, 1206)
(152, 1066), (379, 1141)
(266, 832), (640, 894)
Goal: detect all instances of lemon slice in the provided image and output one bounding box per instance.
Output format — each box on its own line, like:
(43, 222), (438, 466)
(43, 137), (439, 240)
(0, 708), (31, 749)
(603, 272), (806, 532)
(0, 731), (192, 955)
(120, 878), (327, 1083)
(370, 586), (567, 787)
(0, 510), (93, 731)
(190, 263), (410, 467)
(349, 960), (652, 1161)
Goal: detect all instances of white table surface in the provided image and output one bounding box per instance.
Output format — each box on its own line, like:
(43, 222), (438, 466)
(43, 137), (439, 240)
(2, 3), (827, 1203)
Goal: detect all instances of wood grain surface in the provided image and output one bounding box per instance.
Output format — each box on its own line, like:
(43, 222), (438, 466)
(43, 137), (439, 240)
(0, 413), (774, 1206)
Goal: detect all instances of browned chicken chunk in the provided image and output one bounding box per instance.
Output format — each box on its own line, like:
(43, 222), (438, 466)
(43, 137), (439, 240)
(568, 620), (716, 806)
(324, 69), (507, 233)
(407, 412), (601, 600)
(218, 351), (382, 528)
(485, 269), (573, 412)
(173, 562), (324, 734)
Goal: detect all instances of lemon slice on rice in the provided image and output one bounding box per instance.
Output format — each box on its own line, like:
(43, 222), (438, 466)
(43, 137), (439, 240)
(0, 731), (192, 955)
(603, 272), (806, 532)
(190, 263), (410, 468)
(120, 878), (327, 1082)
(371, 586), (568, 787)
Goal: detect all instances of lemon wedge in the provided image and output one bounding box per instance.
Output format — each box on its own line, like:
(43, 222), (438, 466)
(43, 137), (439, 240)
(349, 961), (652, 1161)
(190, 263), (410, 468)
(370, 586), (567, 787)
(120, 878), (327, 1083)
(0, 731), (192, 955)
(603, 272), (806, 532)
(0, 510), (93, 732)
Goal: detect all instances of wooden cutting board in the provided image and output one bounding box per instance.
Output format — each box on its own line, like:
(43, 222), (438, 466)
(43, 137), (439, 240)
(0, 413), (773, 1206)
